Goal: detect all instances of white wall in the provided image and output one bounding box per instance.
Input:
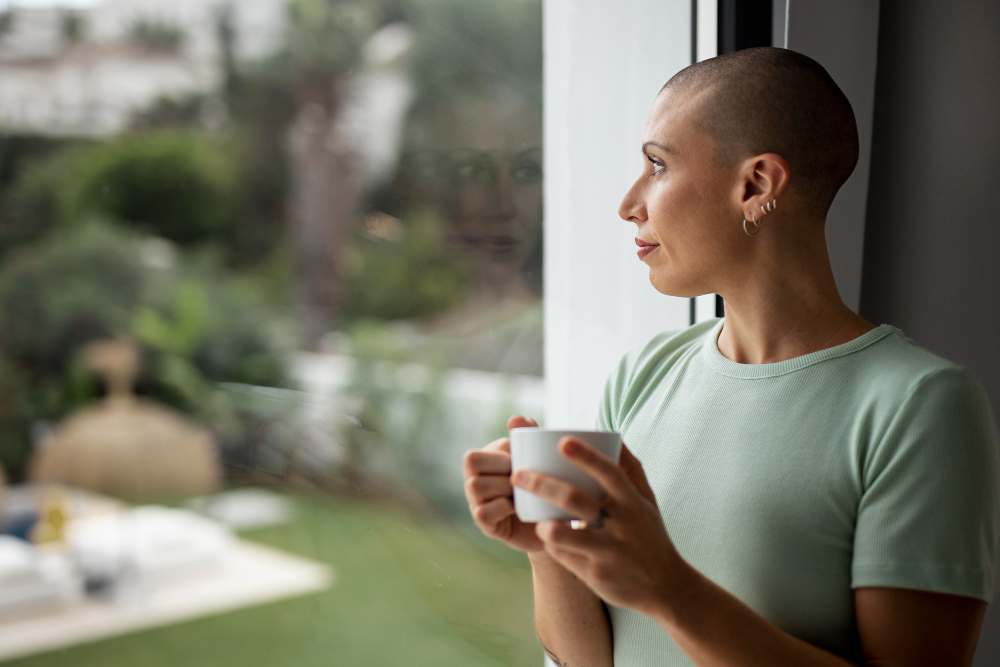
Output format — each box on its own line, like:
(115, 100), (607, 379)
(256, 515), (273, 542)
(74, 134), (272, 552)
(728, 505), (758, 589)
(543, 0), (692, 430)
(693, 0), (719, 325)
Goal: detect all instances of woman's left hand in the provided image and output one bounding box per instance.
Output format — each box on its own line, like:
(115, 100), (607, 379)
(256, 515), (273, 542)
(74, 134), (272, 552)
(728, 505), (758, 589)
(510, 438), (687, 618)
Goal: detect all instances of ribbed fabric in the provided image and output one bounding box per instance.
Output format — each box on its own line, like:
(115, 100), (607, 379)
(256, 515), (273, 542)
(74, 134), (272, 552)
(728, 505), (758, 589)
(597, 318), (1000, 666)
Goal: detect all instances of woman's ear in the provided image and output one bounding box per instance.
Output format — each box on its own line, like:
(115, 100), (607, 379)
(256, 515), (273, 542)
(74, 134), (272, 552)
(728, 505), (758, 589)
(739, 152), (790, 216)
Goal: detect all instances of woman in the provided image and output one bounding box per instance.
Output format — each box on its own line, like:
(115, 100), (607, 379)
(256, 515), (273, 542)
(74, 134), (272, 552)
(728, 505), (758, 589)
(462, 47), (1000, 666)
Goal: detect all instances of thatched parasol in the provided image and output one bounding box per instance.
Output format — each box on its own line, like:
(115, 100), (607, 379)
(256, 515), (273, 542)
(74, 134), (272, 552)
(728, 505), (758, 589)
(30, 339), (221, 500)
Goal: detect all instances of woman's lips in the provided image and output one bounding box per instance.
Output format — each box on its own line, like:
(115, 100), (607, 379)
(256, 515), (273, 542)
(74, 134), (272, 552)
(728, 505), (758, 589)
(635, 238), (660, 259)
(480, 235), (519, 254)
(449, 234), (520, 254)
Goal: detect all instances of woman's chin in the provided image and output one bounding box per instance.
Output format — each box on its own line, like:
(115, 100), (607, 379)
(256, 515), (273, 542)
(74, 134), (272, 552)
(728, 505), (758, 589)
(647, 269), (697, 298)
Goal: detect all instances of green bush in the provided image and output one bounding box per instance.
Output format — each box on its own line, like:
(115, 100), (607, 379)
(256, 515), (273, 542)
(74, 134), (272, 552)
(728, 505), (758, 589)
(0, 149), (81, 259)
(0, 134), (89, 259)
(135, 252), (289, 390)
(0, 222), (290, 478)
(61, 131), (238, 246)
(0, 222), (146, 371)
(341, 213), (468, 323)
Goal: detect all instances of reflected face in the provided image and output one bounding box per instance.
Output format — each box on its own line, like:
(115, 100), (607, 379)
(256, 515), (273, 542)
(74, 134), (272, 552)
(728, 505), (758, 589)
(447, 146), (542, 264)
(405, 95), (543, 277)
(618, 86), (742, 297)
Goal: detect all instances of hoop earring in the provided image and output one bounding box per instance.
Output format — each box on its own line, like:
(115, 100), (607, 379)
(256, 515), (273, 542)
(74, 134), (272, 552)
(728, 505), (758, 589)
(743, 198), (777, 236)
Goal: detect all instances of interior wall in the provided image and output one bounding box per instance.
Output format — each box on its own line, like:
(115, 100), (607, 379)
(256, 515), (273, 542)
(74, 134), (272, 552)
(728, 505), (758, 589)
(543, 0), (691, 430)
(859, 2), (1000, 662)
(785, 0), (881, 312)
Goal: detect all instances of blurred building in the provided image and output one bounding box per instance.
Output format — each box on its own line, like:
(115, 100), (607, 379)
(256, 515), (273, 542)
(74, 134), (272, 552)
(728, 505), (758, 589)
(0, 0), (286, 136)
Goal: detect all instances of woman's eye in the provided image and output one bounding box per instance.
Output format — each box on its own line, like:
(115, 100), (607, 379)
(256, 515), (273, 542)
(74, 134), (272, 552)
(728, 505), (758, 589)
(512, 162), (541, 184)
(647, 157), (665, 175)
(454, 158), (497, 184)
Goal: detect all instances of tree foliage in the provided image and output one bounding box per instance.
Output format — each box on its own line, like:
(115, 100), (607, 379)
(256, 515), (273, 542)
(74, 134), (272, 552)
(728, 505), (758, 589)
(0, 223), (289, 478)
(60, 131), (238, 246)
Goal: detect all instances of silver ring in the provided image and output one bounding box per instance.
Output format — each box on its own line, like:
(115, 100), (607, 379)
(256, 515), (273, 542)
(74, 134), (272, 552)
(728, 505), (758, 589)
(588, 505), (610, 529)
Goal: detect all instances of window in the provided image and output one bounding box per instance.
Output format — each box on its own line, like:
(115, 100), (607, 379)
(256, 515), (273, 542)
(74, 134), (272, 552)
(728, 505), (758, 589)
(0, 1), (543, 664)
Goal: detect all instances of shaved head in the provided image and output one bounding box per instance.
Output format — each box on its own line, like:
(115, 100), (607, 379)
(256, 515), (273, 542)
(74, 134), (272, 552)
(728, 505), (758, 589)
(663, 47), (859, 216)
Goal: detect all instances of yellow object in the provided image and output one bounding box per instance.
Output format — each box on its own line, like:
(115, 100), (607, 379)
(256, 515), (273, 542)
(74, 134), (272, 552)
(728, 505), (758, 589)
(30, 487), (68, 545)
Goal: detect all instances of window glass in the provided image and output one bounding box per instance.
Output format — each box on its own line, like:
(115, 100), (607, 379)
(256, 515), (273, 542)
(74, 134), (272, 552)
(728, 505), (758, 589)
(0, 0), (542, 664)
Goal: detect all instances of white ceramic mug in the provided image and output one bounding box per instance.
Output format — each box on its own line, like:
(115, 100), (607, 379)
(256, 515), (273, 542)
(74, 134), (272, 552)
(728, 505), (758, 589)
(509, 428), (622, 522)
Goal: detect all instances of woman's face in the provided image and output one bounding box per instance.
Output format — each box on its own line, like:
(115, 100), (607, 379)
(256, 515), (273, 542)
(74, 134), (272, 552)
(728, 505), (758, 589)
(407, 95), (543, 281)
(447, 145), (542, 268)
(618, 87), (746, 298)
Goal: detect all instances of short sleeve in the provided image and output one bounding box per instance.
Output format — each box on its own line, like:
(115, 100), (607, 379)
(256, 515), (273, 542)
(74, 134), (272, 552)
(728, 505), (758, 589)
(594, 329), (689, 433)
(594, 347), (638, 432)
(595, 361), (623, 432)
(852, 366), (1000, 602)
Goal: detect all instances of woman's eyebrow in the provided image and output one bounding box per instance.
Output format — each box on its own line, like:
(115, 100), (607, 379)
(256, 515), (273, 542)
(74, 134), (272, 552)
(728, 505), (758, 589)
(642, 141), (678, 156)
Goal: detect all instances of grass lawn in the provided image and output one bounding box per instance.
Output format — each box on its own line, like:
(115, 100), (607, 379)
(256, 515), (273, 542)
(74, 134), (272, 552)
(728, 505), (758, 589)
(5, 492), (541, 667)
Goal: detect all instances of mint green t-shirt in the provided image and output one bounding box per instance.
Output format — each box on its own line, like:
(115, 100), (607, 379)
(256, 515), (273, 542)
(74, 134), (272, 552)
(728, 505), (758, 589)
(598, 318), (1000, 665)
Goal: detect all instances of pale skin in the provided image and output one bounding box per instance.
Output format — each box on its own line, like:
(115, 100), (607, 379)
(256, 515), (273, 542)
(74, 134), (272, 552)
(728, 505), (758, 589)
(462, 84), (988, 666)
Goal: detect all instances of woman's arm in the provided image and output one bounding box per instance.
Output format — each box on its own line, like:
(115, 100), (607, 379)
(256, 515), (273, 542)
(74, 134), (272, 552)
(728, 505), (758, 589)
(647, 560), (986, 667)
(461, 415), (613, 666)
(530, 551), (613, 667)
(515, 438), (988, 667)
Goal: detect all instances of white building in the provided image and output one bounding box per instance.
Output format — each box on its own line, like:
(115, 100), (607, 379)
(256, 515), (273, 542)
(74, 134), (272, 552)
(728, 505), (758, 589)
(0, 0), (287, 137)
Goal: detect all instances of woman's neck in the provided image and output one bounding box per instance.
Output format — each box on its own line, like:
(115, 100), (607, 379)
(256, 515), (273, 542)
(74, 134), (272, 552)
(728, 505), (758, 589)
(715, 233), (875, 365)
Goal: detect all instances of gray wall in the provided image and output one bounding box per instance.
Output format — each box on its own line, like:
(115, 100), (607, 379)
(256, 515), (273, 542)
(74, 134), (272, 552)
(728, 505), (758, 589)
(859, 1), (1000, 663)
(786, 0), (880, 314)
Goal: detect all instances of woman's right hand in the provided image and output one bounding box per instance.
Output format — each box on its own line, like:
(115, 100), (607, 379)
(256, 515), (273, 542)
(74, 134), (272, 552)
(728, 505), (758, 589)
(462, 414), (544, 553)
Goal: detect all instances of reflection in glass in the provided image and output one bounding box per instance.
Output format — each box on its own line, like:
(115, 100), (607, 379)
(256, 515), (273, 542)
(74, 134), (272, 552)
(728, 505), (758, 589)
(0, 0), (543, 665)
(390, 90), (544, 376)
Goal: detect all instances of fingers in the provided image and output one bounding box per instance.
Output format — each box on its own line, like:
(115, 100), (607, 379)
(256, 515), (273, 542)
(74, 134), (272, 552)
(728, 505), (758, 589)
(619, 443), (656, 502)
(483, 436), (511, 454)
(472, 496), (515, 528)
(463, 416), (535, 480)
(511, 470), (603, 520)
(536, 519), (603, 552)
(464, 473), (511, 505)
(462, 448), (511, 477)
(507, 414), (538, 430)
(557, 437), (631, 500)
(544, 542), (591, 575)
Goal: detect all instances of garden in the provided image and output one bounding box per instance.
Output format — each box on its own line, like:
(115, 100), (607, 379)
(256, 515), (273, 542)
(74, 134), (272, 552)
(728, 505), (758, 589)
(0, 0), (544, 664)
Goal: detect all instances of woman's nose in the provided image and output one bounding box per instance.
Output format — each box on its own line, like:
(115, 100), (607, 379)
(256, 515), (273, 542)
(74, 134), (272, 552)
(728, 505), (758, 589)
(618, 179), (646, 223)
(493, 172), (516, 221)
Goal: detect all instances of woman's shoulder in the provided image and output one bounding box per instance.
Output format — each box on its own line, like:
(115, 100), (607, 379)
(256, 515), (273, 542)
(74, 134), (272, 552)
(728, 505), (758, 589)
(598, 320), (717, 430)
(856, 325), (983, 397)
(609, 318), (719, 389)
(626, 318), (718, 365)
